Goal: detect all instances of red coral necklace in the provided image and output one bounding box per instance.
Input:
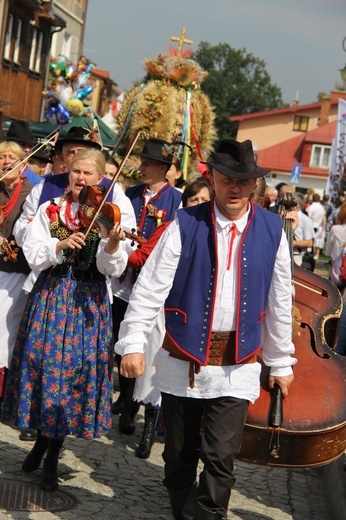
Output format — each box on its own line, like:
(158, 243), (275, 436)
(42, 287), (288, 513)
(0, 178), (24, 220)
(64, 193), (88, 231)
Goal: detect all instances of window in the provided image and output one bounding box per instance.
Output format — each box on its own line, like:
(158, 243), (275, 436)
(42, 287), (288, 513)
(61, 33), (72, 60)
(293, 115), (309, 132)
(4, 15), (23, 63)
(29, 28), (43, 73)
(4, 14), (13, 60)
(310, 145), (331, 169)
(13, 19), (22, 64)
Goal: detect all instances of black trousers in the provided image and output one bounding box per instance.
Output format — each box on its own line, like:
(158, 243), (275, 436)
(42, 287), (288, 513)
(161, 392), (249, 518)
(112, 296), (135, 400)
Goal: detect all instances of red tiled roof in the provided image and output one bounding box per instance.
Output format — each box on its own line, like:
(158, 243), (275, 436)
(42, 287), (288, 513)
(92, 69), (110, 79)
(257, 135), (304, 171)
(304, 120), (336, 144)
(90, 69), (119, 91)
(256, 122), (336, 178)
(229, 100), (338, 122)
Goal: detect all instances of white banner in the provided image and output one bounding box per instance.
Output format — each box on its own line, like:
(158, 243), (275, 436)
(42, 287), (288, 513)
(326, 99), (346, 208)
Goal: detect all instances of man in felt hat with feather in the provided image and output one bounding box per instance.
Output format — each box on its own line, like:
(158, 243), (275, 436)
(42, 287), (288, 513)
(116, 138), (296, 520)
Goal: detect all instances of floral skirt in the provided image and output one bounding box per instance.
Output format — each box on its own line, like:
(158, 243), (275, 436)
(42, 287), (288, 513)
(3, 269), (113, 440)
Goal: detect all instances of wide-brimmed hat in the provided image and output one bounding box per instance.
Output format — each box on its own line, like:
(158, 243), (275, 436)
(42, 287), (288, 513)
(203, 139), (270, 179)
(137, 138), (174, 166)
(57, 126), (101, 150)
(31, 144), (52, 163)
(4, 120), (35, 146)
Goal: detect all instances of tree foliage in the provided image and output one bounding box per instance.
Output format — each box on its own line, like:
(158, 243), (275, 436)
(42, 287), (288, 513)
(192, 42), (286, 140)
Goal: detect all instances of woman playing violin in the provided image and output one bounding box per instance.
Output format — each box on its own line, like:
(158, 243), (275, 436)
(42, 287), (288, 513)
(0, 140), (38, 404)
(3, 148), (128, 493)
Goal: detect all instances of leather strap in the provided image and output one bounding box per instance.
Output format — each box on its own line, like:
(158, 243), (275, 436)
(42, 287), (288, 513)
(162, 333), (257, 389)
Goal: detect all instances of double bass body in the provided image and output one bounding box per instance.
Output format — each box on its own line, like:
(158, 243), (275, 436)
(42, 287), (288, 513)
(237, 265), (346, 468)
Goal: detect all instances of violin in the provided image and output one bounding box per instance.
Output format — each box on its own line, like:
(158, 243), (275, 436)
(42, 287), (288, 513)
(0, 208), (18, 262)
(79, 185), (147, 246)
(0, 231), (18, 262)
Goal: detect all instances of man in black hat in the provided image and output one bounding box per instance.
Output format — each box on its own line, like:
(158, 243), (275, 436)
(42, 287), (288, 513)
(112, 138), (182, 443)
(57, 126), (102, 169)
(26, 147), (51, 177)
(115, 138), (296, 519)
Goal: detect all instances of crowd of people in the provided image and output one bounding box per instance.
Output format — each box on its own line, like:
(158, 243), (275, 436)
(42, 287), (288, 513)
(0, 120), (344, 519)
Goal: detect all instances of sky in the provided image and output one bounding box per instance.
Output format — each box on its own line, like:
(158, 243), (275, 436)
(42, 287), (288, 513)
(83, 0), (346, 107)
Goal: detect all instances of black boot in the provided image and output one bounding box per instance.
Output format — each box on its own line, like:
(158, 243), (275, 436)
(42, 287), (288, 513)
(168, 483), (197, 520)
(22, 430), (51, 472)
(112, 394), (126, 414)
(135, 408), (159, 459)
(19, 428), (37, 441)
(119, 400), (140, 435)
(40, 439), (64, 492)
(193, 506), (224, 519)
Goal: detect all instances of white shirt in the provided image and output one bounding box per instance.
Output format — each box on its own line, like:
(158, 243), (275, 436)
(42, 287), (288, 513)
(115, 202), (296, 403)
(22, 198), (129, 300)
(14, 178), (136, 293)
(293, 210), (315, 254)
(326, 224), (346, 261)
(306, 202), (325, 229)
(13, 178), (137, 247)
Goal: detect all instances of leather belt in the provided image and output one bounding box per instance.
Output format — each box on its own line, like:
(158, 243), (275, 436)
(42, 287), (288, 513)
(162, 333), (257, 388)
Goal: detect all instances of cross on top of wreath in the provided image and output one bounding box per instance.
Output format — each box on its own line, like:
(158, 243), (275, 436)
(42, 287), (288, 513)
(170, 28), (193, 57)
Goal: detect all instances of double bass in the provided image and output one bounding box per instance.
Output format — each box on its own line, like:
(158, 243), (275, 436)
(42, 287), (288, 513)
(237, 195), (346, 468)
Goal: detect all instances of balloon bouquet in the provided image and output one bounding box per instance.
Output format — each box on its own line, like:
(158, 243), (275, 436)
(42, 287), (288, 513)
(43, 54), (94, 125)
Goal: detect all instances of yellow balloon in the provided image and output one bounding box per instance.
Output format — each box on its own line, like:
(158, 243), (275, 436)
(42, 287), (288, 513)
(66, 98), (84, 116)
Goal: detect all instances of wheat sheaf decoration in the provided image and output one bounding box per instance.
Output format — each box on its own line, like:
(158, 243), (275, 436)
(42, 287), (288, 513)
(116, 28), (217, 178)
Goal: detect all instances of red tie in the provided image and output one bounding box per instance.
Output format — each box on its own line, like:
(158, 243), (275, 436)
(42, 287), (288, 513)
(226, 223), (236, 270)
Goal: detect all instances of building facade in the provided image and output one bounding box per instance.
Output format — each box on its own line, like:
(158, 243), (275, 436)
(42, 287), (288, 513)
(230, 91), (346, 194)
(0, 0), (67, 123)
(0, 1), (92, 125)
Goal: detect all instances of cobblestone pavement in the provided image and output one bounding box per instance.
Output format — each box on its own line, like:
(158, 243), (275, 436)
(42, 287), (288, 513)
(0, 406), (343, 520)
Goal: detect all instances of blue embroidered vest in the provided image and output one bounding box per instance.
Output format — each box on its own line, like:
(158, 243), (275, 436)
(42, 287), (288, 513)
(39, 173), (115, 206)
(164, 201), (283, 365)
(126, 183), (182, 239)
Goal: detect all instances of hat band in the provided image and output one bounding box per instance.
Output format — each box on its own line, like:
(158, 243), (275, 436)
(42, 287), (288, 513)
(214, 156), (258, 173)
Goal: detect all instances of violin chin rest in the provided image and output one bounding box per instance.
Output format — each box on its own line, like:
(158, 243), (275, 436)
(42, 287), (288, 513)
(78, 186), (88, 203)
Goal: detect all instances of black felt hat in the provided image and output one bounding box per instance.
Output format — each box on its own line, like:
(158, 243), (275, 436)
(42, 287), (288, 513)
(4, 120), (35, 146)
(32, 144), (52, 162)
(203, 139), (270, 179)
(57, 126), (101, 150)
(137, 138), (174, 166)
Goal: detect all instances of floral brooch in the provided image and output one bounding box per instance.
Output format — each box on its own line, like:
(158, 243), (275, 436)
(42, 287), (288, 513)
(147, 204), (167, 227)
